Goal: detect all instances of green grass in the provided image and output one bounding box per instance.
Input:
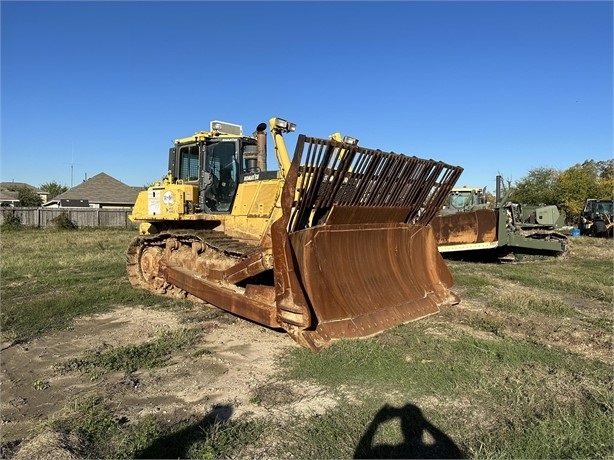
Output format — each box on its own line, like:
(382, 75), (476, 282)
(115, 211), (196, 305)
(0, 228), (192, 342)
(274, 236), (613, 459)
(281, 324), (609, 397)
(448, 271), (495, 296)
(486, 292), (578, 317)
(55, 328), (201, 378)
(474, 403), (613, 459)
(44, 396), (266, 459)
(276, 327), (612, 458)
(2, 228), (612, 459)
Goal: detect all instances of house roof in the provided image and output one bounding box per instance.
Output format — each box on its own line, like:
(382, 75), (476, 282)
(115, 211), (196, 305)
(53, 172), (140, 204)
(0, 182), (44, 193)
(0, 189), (20, 202)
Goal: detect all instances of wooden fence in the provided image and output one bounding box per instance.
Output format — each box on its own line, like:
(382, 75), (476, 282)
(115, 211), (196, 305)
(0, 207), (138, 229)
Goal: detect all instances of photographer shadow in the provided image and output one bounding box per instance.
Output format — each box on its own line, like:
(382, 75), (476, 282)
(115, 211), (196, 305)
(354, 403), (466, 459)
(136, 404), (233, 459)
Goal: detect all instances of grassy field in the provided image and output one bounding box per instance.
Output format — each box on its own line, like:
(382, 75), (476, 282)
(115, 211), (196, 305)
(1, 226), (612, 459)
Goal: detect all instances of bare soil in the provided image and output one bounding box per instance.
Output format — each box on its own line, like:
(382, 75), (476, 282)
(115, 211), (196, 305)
(0, 306), (338, 453)
(2, 291), (611, 458)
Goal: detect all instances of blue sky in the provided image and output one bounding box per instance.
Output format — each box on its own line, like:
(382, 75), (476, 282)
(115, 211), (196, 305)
(1, 1), (612, 194)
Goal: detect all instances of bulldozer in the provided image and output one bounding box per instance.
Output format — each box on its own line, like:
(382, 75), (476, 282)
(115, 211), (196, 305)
(127, 117), (463, 350)
(430, 176), (568, 261)
(578, 199), (614, 238)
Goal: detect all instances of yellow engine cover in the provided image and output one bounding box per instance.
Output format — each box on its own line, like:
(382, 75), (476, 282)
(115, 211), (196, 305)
(130, 183), (199, 221)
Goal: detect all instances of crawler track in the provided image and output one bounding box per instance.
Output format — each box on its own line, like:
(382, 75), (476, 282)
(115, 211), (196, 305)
(126, 230), (264, 298)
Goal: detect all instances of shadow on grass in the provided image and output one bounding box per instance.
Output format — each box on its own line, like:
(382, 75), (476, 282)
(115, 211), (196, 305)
(136, 404), (233, 459)
(354, 403), (466, 459)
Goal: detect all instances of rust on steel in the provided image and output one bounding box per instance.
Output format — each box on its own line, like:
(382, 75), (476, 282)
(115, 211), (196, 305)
(287, 136), (462, 232)
(163, 263), (281, 328)
(431, 209), (498, 245)
(270, 135), (463, 348)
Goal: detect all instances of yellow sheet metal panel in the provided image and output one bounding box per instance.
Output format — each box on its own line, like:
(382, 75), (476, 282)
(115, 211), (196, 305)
(248, 182), (280, 217)
(233, 180), (281, 218)
(129, 183), (198, 221)
(233, 182), (260, 215)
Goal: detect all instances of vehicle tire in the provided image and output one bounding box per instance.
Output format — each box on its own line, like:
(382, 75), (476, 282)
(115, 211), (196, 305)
(591, 221), (606, 237)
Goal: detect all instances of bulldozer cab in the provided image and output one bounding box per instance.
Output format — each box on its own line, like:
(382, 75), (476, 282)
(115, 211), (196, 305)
(441, 186), (487, 214)
(168, 136), (264, 214)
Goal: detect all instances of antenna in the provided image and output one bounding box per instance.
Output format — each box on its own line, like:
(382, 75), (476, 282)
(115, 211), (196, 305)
(66, 142), (81, 187)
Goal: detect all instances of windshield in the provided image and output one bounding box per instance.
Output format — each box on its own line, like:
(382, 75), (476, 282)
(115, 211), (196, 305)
(450, 192), (473, 209)
(596, 201), (613, 214)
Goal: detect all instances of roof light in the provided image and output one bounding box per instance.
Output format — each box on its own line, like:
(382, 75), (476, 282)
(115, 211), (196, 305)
(209, 121), (242, 135)
(342, 136), (359, 145)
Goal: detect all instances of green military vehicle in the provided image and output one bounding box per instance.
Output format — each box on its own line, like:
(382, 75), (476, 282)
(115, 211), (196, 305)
(431, 176), (568, 261)
(578, 199), (613, 238)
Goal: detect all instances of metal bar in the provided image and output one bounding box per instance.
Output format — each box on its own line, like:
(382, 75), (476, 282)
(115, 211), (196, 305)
(287, 136), (463, 231)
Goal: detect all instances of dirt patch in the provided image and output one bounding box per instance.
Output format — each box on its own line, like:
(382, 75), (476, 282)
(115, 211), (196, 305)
(0, 306), (337, 447)
(438, 300), (613, 364)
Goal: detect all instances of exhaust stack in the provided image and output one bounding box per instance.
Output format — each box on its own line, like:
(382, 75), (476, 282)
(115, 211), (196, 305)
(256, 122), (267, 172)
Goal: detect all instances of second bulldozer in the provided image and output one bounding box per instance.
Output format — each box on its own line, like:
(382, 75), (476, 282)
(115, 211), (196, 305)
(127, 117), (463, 350)
(431, 176), (568, 261)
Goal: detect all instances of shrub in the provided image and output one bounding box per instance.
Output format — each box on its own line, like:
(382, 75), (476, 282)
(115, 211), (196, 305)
(1, 210), (22, 230)
(50, 212), (78, 230)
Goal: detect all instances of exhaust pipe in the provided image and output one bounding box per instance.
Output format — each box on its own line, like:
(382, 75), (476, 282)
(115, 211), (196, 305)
(256, 122), (267, 172)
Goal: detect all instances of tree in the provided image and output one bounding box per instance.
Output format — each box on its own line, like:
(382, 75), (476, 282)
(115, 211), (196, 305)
(595, 159), (614, 199)
(15, 186), (43, 207)
(509, 167), (560, 205)
(596, 159), (614, 180)
(556, 160), (614, 222)
(40, 181), (69, 200)
(509, 160), (613, 225)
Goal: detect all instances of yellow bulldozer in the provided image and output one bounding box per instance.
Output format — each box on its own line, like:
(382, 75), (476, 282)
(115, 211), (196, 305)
(127, 117), (463, 350)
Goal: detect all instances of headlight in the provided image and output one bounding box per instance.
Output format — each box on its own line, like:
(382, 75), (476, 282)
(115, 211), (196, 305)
(342, 136), (359, 145)
(274, 118), (296, 133)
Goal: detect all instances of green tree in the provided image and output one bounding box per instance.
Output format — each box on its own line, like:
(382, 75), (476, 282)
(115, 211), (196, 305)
(556, 160), (614, 222)
(510, 167), (559, 205)
(40, 181), (69, 200)
(596, 159), (614, 180)
(595, 159), (614, 199)
(15, 186), (43, 207)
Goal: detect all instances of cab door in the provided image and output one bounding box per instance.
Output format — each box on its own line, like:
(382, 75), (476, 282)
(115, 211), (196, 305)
(203, 140), (238, 213)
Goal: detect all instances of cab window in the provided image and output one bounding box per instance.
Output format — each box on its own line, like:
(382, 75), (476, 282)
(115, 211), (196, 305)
(178, 144), (199, 181)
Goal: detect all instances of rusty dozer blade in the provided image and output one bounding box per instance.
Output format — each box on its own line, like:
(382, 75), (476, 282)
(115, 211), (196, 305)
(272, 135), (463, 349)
(430, 209), (498, 249)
